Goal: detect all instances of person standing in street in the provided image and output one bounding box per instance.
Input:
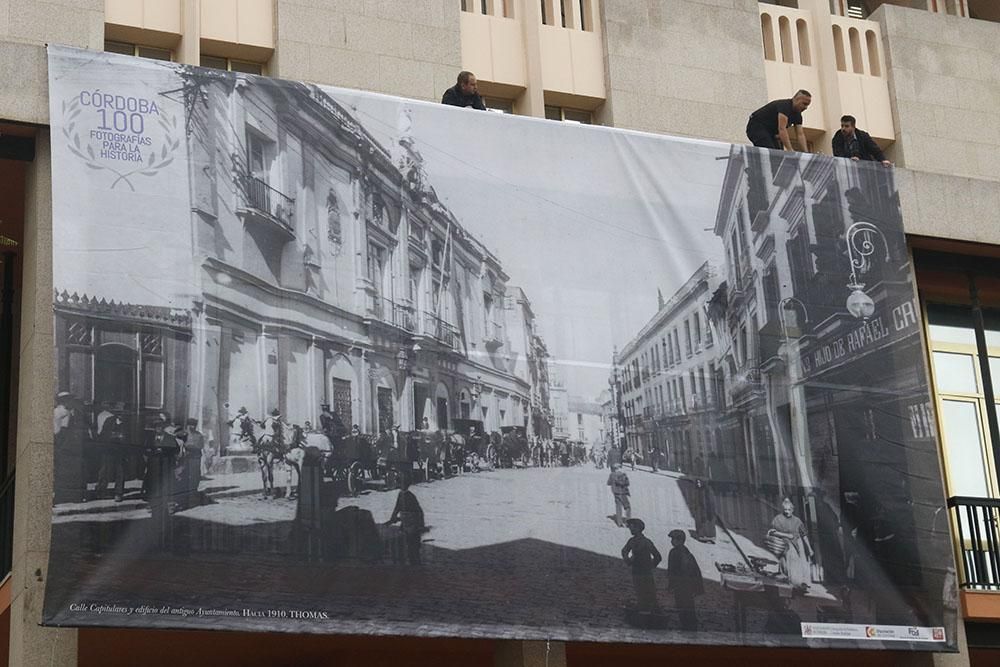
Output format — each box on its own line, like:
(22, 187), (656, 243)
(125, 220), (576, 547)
(621, 518), (662, 615)
(388, 476), (426, 565)
(746, 90), (812, 151)
(607, 463), (632, 527)
(832, 115), (891, 166)
(441, 71), (486, 110)
(666, 529), (704, 631)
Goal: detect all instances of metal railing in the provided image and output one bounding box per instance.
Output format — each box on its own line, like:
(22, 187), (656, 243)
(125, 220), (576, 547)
(0, 474), (13, 579)
(949, 496), (1000, 590)
(242, 174), (295, 232)
(371, 296), (416, 332)
(422, 311), (460, 349)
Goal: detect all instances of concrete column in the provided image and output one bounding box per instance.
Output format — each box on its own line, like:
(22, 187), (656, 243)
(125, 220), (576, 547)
(8, 133), (78, 666)
(516, 0), (546, 117)
(494, 640), (567, 667)
(177, 0), (201, 66)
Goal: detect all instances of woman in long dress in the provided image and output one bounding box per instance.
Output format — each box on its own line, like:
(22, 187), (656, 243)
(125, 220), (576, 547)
(769, 496), (814, 591)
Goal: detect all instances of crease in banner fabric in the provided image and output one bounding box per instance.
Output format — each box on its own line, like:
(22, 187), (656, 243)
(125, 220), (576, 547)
(44, 45), (956, 651)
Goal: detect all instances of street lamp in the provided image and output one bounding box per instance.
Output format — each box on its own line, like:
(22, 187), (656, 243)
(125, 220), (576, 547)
(844, 221), (889, 320)
(396, 347), (410, 373)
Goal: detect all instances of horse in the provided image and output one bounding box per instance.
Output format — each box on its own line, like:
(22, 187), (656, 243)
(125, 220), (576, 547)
(253, 418), (289, 498)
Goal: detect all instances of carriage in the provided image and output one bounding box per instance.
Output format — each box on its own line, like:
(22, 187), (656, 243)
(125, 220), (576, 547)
(316, 431), (371, 496)
(498, 425), (529, 468)
(449, 419), (496, 472)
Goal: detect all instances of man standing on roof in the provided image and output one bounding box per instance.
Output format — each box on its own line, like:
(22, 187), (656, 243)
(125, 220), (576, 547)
(832, 115), (891, 166)
(746, 90), (812, 152)
(441, 71), (487, 110)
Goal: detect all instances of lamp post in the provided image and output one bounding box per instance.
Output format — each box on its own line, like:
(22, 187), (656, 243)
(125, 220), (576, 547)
(844, 222), (888, 320)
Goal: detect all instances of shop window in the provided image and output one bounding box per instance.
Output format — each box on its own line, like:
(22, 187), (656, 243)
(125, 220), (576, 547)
(105, 41), (172, 62)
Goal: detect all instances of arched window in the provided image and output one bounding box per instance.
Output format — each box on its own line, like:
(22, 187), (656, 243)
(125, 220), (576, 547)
(761, 13), (777, 61)
(779, 16), (795, 63)
(796, 19), (811, 66)
(832, 25), (846, 72)
(849, 27), (864, 74)
(865, 30), (881, 76)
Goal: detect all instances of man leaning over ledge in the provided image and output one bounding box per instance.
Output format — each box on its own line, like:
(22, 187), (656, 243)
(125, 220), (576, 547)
(746, 90), (812, 152)
(442, 70), (487, 110)
(832, 114), (892, 167)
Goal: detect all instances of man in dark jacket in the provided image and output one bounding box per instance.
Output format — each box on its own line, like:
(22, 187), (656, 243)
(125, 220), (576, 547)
(441, 71), (486, 110)
(667, 529), (703, 631)
(832, 115), (891, 166)
(621, 519), (662, 614)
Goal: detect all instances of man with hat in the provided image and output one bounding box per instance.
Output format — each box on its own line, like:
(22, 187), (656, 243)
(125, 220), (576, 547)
(621, 518), (662, 615)
(147, 416), (180, 518)
(666, 528), (704, 631)
(54, 391), (88, 503)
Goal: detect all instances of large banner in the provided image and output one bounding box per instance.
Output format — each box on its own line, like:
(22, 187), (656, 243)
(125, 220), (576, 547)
(44, 45), (956, 650)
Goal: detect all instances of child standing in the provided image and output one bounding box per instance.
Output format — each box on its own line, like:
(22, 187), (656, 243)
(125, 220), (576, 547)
(607, 463), (631, 527)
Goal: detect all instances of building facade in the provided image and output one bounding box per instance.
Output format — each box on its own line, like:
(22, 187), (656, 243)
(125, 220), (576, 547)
(4, 0), (1000, 665)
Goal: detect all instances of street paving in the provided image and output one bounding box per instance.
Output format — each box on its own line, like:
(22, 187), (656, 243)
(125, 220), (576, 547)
(47, 463), (834, 644)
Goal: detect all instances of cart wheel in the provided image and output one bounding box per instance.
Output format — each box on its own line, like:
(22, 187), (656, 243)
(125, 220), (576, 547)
(347, 461), (363, 496)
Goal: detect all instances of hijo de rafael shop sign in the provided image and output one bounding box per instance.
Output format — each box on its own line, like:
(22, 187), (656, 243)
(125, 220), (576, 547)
(800, 298), (921, 376)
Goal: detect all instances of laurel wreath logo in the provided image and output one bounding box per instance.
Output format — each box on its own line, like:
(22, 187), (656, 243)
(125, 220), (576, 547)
(61, 96), (181, 191)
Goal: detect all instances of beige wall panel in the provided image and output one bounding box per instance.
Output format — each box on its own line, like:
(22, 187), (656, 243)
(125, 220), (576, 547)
(105, 0), (142, 28)
(106, 0), (182, 35)
(538, 25), (572, 93)
(602, 0), (767, 144)
(875, 3), (1000, 181)
(460, 13), (493, 81)
(238, 0), (273, 47)
(273, 0), (459, 100)
(568, 30), (605, 99)
(201, 0), (239, 43)
(763, 61), (825, 132)
(489, 18), (526, 88)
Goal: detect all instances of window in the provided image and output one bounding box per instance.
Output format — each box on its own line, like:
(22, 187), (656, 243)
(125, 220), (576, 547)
(367, 243), (385, 288)
(201, 55), (265, 75)
(105, 41), (171, 61)
(544, 106), (593, 124)
(409, 265), (422, 305)
(693, 312), (701, 349)
(684, 320), (693, 357)
(484, 97), (515, 114)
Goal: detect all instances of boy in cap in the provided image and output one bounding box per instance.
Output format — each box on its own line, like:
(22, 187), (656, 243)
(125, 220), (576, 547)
(607, 463), (631, 527)
(621, 518), (662, 614)
(667, 528), (704, 631)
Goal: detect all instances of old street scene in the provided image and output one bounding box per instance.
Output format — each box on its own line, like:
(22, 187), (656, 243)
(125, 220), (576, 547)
(47, 61), (951, 644)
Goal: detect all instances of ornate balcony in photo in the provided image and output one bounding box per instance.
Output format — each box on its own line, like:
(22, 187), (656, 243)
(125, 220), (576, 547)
(236, 173), (295, 242)
(484, 321), (504, 350)
(369, 296), (416, 333)
(422, 311), (461, 351)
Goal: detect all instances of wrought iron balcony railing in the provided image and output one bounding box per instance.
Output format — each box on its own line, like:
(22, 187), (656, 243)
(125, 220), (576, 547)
(240, 173), (295, 234)
(949, 496), (1000, 590)
(370, 296), (416, 332)
(423, 311), (460, 350)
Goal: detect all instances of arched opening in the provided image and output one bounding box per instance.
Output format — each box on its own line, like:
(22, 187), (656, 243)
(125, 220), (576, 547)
(849, 27), (864, 74)
(761, 13), (776, 61)
(865, 30), (881, 76)
(778, 16), (795, 63)
(832, 25), (847, 72)
(796, 19), (811, 66)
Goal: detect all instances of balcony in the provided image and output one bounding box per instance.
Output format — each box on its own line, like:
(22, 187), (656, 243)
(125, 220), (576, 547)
(947, 496), (1000, 621)
(484, 321), (504, 351)
(422, 311), (461, 351)
(758, 3), (894, 144)
(236, 173), (295, 242)
(369, 296), (416, 333)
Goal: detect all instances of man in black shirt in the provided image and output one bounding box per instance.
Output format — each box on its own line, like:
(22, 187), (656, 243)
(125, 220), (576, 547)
(832, 115), (890, 166)
(746, 90), (812, 151)
(441, 71), (487, 110)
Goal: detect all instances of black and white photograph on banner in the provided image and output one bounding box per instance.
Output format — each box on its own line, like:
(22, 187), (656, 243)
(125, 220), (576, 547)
(44, 45), (955, 650)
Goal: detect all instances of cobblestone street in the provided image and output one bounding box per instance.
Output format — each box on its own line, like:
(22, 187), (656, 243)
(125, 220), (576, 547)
(46, 464), (833, 645)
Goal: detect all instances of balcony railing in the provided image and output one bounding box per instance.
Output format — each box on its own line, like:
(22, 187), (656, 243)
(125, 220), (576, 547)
(370, 296), (416, 332)
(949, 496), (1000, 590)
(423, 311), (460, 350)
(239, 173), (295, 235)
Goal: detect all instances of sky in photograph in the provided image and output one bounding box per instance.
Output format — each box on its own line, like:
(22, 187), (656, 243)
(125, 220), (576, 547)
(337, 88), (731, 402)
